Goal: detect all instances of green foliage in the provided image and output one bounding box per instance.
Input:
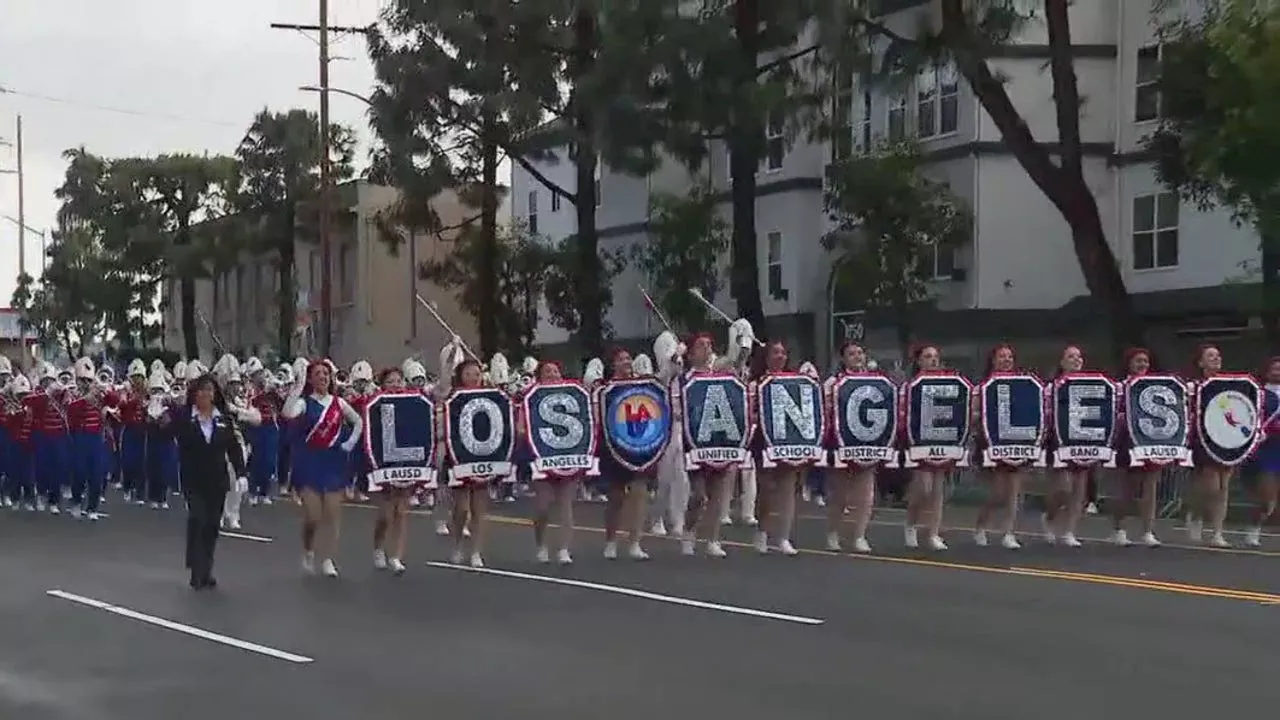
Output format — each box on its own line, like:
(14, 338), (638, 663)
(635, 187), (730, 333)
(419, 221), (554, 356)
(822, 141), (970, 348)
(1148, 0), (1280, 340)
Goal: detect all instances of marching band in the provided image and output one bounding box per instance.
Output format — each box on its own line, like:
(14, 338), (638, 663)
(5, 298), (1280, 586)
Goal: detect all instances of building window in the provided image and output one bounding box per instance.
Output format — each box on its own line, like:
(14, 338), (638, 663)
(339, 243), (355, 303)
(1132, 192), (1179, 270)
(831, 68), (854, 162)
(858, 91), (872, 150)
(551, 192), (560, 212)
(888, 90), (908, 141)
(766, 231), (784, 297)
(764, 107), (784, 171)
(918, 63), (959, 138)
(1135, 45), (1161, 122)
(528, 190), (538, 234)
(928, 244), (956, 280)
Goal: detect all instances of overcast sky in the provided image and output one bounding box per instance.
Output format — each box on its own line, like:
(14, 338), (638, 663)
(0, 0), (385, 305)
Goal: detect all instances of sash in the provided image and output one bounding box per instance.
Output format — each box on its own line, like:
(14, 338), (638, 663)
(304, 395), (345, 450)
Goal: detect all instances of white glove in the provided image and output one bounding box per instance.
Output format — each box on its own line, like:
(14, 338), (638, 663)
(235, 477), (248, 494)
(340, 436), (359, 453)
(674, 342), (687, 360)
(737, 332), (753, 349)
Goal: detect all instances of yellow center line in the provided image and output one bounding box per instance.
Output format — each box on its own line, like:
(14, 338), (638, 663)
(339, 503), (1280, 604)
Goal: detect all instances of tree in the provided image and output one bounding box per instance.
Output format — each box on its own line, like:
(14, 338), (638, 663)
(53, 149), (168, 348)
(1147, 0), (1280, 346)
(233, 109), (356, 355)
(370, 0), (670, 356)
(822, 141), (970, 360)
(11, 227), (115, 356)
(808, 0), (1143, 358)
(420, 221), (555, 356)
(634, 186), (731, 333)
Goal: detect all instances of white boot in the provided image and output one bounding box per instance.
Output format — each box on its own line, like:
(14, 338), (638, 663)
(738, 467), (758, 525)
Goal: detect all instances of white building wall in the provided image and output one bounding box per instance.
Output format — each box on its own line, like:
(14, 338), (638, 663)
(508, 0), (1260, 347)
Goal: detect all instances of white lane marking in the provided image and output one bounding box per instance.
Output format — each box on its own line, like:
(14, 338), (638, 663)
(46, 590), (314, 663)
(424, 562), (825, 626)
(219, 531), (273, 543)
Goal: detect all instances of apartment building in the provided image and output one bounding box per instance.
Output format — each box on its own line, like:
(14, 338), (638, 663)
(160, 180), (479, 371)
(510, 0), (1264, 372)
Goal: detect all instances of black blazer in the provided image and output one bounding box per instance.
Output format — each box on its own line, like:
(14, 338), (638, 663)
(171, 407), (248, 496)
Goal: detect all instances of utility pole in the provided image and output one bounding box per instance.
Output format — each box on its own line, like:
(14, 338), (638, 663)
(270, 12), (368, 360)
(14, 115), (28, 370)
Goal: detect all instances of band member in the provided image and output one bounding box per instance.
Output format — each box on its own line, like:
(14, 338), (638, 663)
(651, 331), (688, 537)
(171, 373), (248, 590)
(67, 358), (119, 521)
(276, 362), (296, 497)
(1041, 345), (1088, 547)
(282, 359), (364, 578)
(144, 368), (181, 508)
(439, 341), (490, 567)
(973, 344), (1024, 549)
(245, 357), (283, 505)
(598, 348), (653, 561)
(825, 341), (876, 553)
(904, 344), (949, 550)
(1109, 348), (1161, 546)
(219, 364), (262, 530)
(1246, 356), (1280, 547)
(1187, 344), (1231, 547)
(118, 360), (150, 504)
(529, 360), (580, 564)
(680, 320), (753, 558)
(370, 366), (419, 574)
(26, 364), (72, 514)
(346, 361), (376, 503)
(751, 340), (800, 556)
(5, 375), (35, 510)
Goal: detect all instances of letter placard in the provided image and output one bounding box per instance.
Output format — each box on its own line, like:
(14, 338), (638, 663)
(681, 373), (752, 471)
(904, 372), (972, 467)
(599, 378), (672, 473)
(757, 373), (825, 468)
(1052, 374), (1117, 468)
(1195, 374), (1263, 467)
(522, 381), (598, 480)
(830, 373), (898, 468)
(1123, 375), (1191, 467)
(980, 373), (1046, 467)
(445, 388), (515, 484)
(363, 392), (437, 490)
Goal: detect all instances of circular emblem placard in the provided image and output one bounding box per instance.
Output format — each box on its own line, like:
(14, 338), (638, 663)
(1203, 390), (1257, 450)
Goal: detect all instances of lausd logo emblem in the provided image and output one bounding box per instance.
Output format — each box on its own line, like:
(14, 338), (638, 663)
(599, 378), (672, 473)
(682, 373), (752, 471)
(444, 387), (515, 484)
(522, 381), (598, 480)
(362, 392), (437, 490)
(1196, 374), (1262, 466)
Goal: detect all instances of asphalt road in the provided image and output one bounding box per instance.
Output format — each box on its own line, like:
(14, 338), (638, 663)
(2, 495), (1278, 720)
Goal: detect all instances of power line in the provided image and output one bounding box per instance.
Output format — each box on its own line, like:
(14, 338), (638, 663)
(0, 85), (242, 127)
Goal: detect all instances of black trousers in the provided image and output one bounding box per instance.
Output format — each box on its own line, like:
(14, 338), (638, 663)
(185, 490), (225, 580)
